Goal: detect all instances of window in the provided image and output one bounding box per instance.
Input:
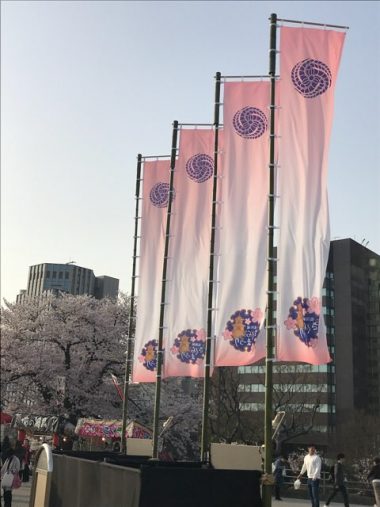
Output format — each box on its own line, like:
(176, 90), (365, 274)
(65, 272), (69, 279)
(239, 402), (265, 412)
(238, 365), (265, 374)
(273, 384), (328, 393)
(238, 384), (265, 392)
(46, 271), (51, 279)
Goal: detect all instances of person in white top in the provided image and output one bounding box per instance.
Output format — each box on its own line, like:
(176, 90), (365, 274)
(1, 448), (21, 507)
(297, 444), (322, 507)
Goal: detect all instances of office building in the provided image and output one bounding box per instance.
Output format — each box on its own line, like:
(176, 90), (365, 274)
(16, 263), (119, 302)
(236, 238), (380, 446)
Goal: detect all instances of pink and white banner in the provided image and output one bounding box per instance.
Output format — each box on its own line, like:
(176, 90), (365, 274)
(164, 129), (214, 378)
(214, 81), (269, 366)
(132, 160), (170, 382)
(276, 26), (345, 364)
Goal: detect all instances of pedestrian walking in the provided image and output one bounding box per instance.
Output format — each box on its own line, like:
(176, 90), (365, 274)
(13, 442), (25, 481)
(1, 448), (20, 507)
(21, 440), (31, 483)
(367, 457), (380, 507)
(273, 454), (287, 501)
(324, 453), (350, 507)
(297, 444), (322, 507)
(0, 437), (11, 465)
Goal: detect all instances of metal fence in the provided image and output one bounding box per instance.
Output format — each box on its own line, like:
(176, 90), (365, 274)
(282, 470), (373, 499)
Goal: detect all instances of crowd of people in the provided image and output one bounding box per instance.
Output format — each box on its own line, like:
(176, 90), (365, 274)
(1, 436), (380, 507)
(0, 437), (31, 507)
(273, 444), (380, 507)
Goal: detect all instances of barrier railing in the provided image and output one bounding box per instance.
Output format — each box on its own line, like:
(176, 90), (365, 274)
(282, 470), (373, 498)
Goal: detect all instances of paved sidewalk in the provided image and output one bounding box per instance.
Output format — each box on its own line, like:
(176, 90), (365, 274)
(8, 481), (31, 507)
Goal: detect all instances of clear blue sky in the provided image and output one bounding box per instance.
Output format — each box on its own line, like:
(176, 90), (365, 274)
(1, 1), (379, 303)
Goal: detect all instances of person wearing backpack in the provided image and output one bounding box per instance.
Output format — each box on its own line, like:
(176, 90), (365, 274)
(324, 453), (350, 507)
(1, 448), (20, 507)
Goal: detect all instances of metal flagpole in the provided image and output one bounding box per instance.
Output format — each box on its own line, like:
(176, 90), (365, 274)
(201, 71), (222, 462)
(262, 13), (278, 507)
(152, 121), (179, 459)
(121, 153), (143, 454)
(276, 17), (349, 30)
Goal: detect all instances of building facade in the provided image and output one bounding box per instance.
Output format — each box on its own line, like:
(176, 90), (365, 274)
(236, 238), (380, 447)
(329, 238), (380, 422)
(16, 263), (119, 302)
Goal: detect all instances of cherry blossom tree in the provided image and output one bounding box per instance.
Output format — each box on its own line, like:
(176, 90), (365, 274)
(1, 293), (130, 419)
(127, 378), (203, 461)
(1, 294), (203, 459)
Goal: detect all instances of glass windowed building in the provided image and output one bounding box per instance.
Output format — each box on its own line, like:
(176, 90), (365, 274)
(16, 263), (119, 302)
(236, 238), (380, 447)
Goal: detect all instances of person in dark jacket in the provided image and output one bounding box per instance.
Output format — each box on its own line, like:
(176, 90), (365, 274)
(21, 439), (31, 482)
(368, 457), (380, 481)
(273, 455), (287, 501)
(367, 457), (380, 507)
(14, 441), (25, 480)
(324, 453), (349, 507)
(0, 436), (11, 464)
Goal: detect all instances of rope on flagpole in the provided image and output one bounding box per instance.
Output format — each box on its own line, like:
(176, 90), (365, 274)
(152, 121), (179, 459)
(200, 71), (222, 463)
(121, 153), (143, 454)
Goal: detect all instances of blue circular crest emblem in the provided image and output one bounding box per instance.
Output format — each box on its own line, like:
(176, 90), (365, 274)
(284, 297), (321, 347)
(186, 154), (213, 183)
(223, 308), (263, 352)
(233, 107), (268, 139)
(150, 182), (175, 208)
(138, 339), (158, 371)
(171, 328), (206, 364)
(291, 59), (332, 98)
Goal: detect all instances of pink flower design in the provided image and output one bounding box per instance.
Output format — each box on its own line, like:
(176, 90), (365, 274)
(309, 297), (321, 315)
(138, 355), (145, 363)
(223, 329), (232, 340)
(196, 328), (206, 341)
(170, 346), (179, 355)
(251, 308), (263, 323)
(244, 318), (252, 325)
(309, 338), (318, 349)
(284, 317), (297, 330)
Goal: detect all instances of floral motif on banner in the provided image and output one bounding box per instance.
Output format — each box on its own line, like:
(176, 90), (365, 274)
(138, 339), (158, 371)
(284, 296), (321, 347)
(150, 182), (175, 208)
(186, 153), (213, 183)
(223, 308), (263, 352)
(232, 106), (268, 139)
(291, 58), (332, 98)
(170, 328), (206, 365)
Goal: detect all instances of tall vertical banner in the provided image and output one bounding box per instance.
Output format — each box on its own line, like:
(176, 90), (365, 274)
(132, 160), (170, 382)
(164, 129), (214, 378)
(214, 81), (269, 366)
(276, 27), (345, 364)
